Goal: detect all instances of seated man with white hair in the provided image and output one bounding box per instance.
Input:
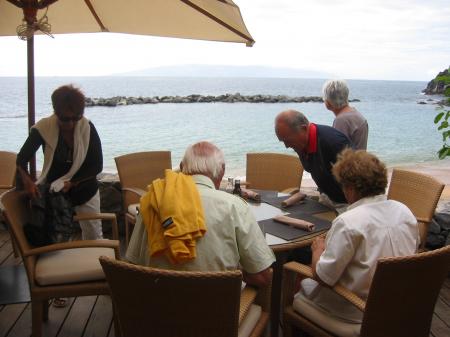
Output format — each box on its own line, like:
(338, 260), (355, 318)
(126, 141), (275, 287)
(323, 79), (368, 150)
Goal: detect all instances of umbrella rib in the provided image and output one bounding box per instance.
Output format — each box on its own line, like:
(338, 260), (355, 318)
(84, 0), (108, 32)
(180, 0), (254, 46)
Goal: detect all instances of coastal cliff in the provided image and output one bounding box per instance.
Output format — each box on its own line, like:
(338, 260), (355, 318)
(423, 67), (450, 105)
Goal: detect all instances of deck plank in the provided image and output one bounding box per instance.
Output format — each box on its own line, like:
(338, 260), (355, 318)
(0, 303), (27, 337)
(0, 241), (13, 265)
(431, 313), (450, 337)
(434, 297), (450, 326)
(6, 303), (31, 337)
(57, 296), (97, 337)
(83, 295), (113, 337)
(42, 298), (76, 337)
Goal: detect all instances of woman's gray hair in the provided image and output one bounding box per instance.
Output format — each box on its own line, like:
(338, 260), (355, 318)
(181, 141), (225, 180)
(322, 79), (349, 109)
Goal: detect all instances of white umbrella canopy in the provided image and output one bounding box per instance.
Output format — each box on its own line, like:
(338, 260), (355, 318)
(0, 0), (254, 45)
(0, 0), (254, 176)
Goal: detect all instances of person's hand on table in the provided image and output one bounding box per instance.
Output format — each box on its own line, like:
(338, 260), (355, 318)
(281, 191), (306, 207)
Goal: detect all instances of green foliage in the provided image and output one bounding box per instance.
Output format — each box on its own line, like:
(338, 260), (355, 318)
(434, 107), (450, 159)
(445, 87), (450, 97)
(434, 67), (450, 97)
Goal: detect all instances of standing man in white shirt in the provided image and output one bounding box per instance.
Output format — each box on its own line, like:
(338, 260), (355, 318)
(323, 79), (368, 150)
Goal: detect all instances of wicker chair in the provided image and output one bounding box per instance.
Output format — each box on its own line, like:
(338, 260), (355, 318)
(100, 256), (272, 337)
(1, 189), (121, 337)
(0, 150), (16, 194)
(282, 245), (450, 337)
(246, 153), (303, 192)
(387, 169), (444, 249)
(115, 151), (172, 245)
(0, 150), (18, 255)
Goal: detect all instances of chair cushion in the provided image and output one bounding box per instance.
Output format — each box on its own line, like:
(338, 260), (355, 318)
(128, 203), (139, 216)
(35, 247), (116, 286)
(238, 304), (262, 337)
(293, 293), (361, 337)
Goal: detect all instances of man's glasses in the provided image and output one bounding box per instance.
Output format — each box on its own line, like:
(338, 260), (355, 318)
(58, 115), (82, 123)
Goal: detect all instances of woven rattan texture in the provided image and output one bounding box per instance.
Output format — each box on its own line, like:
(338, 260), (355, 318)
(246, 153), (303, 192)
(100, 257), (243, 337)
(387, 169), (444, 222)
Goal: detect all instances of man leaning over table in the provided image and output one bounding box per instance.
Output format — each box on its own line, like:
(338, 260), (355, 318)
(126, 141), (275, 287)
(274, 109), (351, 213)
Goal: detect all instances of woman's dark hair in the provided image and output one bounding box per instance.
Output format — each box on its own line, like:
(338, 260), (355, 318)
(51, 85), (85, 116)
(332, 149), (388, 198)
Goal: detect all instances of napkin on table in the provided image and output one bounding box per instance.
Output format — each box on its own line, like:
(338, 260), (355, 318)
(273, 215), (315, 231)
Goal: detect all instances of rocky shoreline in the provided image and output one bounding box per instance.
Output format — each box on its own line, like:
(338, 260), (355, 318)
(85, 93), (360, 107)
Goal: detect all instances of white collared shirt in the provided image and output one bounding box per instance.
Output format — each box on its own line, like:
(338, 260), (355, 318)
(299, 194), (419, 322)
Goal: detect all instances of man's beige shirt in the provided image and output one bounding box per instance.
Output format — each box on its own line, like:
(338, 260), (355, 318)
(126, 174), (275, 274)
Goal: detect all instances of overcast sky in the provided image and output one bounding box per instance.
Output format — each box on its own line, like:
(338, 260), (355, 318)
(1, 0), (449, 80)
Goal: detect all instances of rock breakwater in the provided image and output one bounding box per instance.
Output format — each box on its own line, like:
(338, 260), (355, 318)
(85, 93), (360, 107)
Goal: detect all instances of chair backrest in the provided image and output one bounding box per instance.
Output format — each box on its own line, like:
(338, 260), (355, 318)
(1, 189), (36, 283)
(99, 256), (242, 337)
(387, 169), (444, 246)
(361, 245), (450, 337)
(114, 151), (172, 207)
(0, 150), (17, 192)
(246, 152), (303, 192)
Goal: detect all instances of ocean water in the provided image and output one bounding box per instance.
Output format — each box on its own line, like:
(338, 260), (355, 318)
(0, 76), (447, 176)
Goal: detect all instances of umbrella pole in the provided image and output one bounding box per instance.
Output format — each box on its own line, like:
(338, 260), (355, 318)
(27, 35), (36, 180)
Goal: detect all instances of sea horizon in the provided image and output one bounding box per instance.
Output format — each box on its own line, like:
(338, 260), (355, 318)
(0, 76), (447, 178)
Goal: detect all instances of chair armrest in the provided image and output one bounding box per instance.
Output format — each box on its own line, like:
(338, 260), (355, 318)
(74, 212), (119, 240)
(122, 187), (146, 197)
(24, 239), (120, 259)
(283, 261), (366, 312)
(239, 286), (258, 325)
(239, 268), (273, 325)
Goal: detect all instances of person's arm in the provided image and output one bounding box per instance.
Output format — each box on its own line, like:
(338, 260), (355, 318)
(312, 218), (356, 287)
(243, 267), (272, 287)
(16, 128), (44, 198)
(234, 202), (276, 287)
(311, 236), (327, 283)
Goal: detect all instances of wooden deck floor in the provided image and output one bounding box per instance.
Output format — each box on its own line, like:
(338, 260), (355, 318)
(0, 226), (449, 337)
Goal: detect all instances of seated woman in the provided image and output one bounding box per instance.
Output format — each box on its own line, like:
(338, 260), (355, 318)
(16, 84), (103, 240)
(294, 149), (419, 335)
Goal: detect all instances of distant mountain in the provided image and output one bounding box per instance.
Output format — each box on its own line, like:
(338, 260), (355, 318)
(113, 64), (333, 79)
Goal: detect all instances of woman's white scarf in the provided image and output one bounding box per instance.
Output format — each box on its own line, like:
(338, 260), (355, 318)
(34, 114), (91, 192)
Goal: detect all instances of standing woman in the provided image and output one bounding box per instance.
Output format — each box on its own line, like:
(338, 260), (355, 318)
(17, 84), (103, 240)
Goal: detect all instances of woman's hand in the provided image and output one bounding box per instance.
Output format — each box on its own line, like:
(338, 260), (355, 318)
(62, 181), (73, 193)
(23, 178), (40, 199)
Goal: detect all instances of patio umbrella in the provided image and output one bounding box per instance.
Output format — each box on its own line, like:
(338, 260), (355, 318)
(0, 0), (254, 176)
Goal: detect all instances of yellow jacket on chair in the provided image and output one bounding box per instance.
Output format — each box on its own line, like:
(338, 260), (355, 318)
(140, 169), (206, 264)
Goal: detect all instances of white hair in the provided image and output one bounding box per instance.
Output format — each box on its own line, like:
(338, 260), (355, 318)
(181, 141), (225, 180)
(322, 79), (349, 109)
